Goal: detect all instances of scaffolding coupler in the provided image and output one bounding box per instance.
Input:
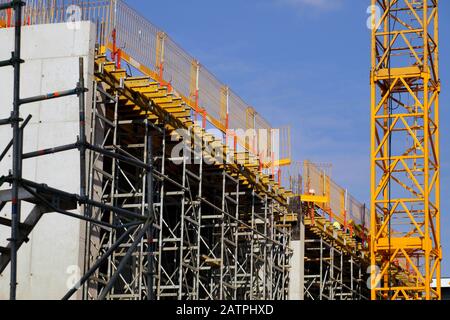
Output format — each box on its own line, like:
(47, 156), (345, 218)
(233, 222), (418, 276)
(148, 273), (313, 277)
(0, 52), (24, 68)
(0, 0), (25, 12)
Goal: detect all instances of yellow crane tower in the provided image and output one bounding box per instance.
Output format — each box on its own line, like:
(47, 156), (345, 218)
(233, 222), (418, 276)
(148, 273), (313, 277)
(370, 0), (441, 300)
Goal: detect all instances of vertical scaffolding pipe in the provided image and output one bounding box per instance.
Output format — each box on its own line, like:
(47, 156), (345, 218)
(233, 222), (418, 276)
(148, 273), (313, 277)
(350, 257), (354, 299)
(233, 174), (239, 300)
(78, 57), (87, 204)
(299, 212), (305, 300)
(319, 238), (323, 300)
(339, 250), (343, 299)
(178, 147), (187, 299)
(77, 58), (89, 300)
(249, 191), (255, 300)
(83, 80), (100, 300)
(219, 171), (225, 299)
(268, 200), (274, 299)
(195, 135), (203, 299)
(146, 121), (154, 300)
(263, 195), (268, 299)
(10, 0), (24, 301)
(330, 246), (334, 299)
(156, 128), (166, 299)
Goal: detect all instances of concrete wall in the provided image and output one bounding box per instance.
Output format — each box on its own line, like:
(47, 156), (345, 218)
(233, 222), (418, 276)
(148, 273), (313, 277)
(0, 22), (95, 300)
(289, 219), (305, 300)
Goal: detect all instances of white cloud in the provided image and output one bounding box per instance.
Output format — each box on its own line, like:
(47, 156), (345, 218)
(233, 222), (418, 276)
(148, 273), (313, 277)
(277, 0), (344, 12)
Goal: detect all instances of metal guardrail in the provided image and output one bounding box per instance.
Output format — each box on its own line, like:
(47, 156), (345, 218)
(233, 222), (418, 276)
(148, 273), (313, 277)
(0, 0), (291, 168)
(303, 161), (369, 231)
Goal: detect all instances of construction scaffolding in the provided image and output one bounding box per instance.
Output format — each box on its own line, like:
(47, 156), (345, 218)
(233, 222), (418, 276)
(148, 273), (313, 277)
(304, 236), (367, 300)
(0, 1), (294, 299)
(0, 0), (375, 301)
(78, 55), (293, 300)
(0, 0), (291, 172)
(298, 161), (370, 300)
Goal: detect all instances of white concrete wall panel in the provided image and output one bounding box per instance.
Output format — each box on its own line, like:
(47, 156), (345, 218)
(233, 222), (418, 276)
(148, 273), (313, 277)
(0, 22), (95, 300)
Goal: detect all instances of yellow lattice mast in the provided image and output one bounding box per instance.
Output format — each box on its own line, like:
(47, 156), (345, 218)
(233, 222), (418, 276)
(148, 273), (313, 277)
(370, 0), (441, 300)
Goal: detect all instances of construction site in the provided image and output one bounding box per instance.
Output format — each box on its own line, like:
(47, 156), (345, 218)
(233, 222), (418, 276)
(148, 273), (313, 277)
(0, 0), (444, 301)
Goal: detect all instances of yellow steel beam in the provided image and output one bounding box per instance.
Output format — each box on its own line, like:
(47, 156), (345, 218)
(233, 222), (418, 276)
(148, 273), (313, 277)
(298, 194), (329, 204)
(261, 158), (292, 168)
(370, 0), (441, 300)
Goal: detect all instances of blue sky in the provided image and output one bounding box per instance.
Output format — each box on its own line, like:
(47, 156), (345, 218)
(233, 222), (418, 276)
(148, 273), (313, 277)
(125, 0), (450, 276)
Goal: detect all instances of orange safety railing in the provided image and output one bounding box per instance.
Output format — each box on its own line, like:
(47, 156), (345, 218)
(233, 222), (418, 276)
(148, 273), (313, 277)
(0, 0), (291, 170)
(302, 161), (369, 236)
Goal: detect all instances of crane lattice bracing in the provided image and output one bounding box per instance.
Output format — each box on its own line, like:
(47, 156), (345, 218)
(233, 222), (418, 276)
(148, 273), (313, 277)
(370, 0), (441, 300)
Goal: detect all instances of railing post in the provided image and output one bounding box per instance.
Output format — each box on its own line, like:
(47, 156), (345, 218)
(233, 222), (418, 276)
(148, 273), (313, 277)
(220, 85), (229, 142)
(156, 31), (166, 81)
(190, 59), (201, 123)
(343, 189), (348, 232)
(6, 7), (11, 27)
(112, 28), (117, 66)
(9, 0), (25, 301)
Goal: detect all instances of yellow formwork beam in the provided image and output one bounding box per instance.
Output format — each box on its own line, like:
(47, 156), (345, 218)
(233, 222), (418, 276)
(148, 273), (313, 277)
(94, 55), (293, 208)
(298, 194), (328, 204)
(100, 43), (292, 171)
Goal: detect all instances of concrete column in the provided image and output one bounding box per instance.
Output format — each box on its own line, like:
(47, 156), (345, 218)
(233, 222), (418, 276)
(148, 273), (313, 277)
(289, 214), (305, 300)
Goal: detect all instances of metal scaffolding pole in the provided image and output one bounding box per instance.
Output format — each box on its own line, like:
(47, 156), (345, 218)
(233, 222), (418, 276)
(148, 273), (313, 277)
(155, 128), (166, 299)
(304, 232), (367, 301)
(7, 0), (24, 300)
(145, 120), (155, 300)
(0, 6), (105, 299)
